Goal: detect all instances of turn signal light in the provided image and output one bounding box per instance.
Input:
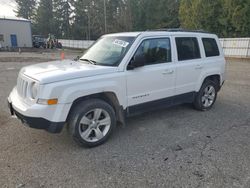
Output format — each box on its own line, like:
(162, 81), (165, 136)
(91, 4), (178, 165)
(37, 98), (58, 105)
(47, 99), (58, 105)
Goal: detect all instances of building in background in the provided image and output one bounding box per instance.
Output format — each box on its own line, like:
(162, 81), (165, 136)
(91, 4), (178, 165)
(0, 16), (32, 48)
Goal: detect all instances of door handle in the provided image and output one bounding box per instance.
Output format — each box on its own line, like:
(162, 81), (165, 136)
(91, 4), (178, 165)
(195, 65), (203, 70)
(162, 69), (174, 75)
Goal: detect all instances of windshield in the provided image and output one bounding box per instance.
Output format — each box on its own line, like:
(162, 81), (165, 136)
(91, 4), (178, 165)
(80, 36), (135, 66)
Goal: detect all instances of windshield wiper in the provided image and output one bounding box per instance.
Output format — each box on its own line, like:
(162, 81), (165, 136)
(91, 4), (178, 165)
(79, 58), (97, 65)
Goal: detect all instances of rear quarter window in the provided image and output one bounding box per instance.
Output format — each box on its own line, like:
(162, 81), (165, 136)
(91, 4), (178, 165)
(202, 38), (220, 57)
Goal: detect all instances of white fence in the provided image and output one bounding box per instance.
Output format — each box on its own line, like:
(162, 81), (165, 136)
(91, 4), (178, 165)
(219, 38), (250, 58)
(60, 38), (250, 58)
(59, 39), (95, 49)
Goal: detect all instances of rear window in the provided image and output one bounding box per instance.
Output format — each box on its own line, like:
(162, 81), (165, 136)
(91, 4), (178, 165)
(202, 38), (220, 57)
(176, 37), (201, 61)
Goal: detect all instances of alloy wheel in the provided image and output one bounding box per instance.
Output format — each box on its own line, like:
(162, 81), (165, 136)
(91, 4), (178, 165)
(201, 85), (216, 107)
(78, 108), (111, 142)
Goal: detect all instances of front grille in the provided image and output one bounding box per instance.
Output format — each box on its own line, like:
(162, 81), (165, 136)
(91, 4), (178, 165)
(17, 76), (29, 98)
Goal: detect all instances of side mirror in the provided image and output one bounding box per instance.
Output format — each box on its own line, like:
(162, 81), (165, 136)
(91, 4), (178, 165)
(127, 54), (145, 70)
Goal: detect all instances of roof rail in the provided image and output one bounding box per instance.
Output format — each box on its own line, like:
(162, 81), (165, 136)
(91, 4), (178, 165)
(148, 28), (210, 34)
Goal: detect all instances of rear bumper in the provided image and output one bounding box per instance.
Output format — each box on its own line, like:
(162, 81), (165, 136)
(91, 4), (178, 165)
(7, 101), (65, 133)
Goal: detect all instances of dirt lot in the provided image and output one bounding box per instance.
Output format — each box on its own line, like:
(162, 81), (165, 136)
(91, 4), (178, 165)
(0, 51), (250, 188)
(0, 49), (83, 62)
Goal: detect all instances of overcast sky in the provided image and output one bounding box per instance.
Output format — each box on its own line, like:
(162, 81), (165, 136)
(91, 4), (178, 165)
(0, 0), (17, 17)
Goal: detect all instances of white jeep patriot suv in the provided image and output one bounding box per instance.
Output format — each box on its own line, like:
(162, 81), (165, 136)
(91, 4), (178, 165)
(8, 29), (225, 147)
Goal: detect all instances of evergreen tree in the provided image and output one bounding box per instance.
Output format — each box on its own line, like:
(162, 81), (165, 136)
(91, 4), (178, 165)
(179, 0), (250, 37)
(15, 0), (250, 39)
(106, 0), (132, 33)
(129, 0), (146, 30)
(130, 0), (180, 31)
(179, 0), (222, 33)
(219, 0), (250, 37)
(35, 0), (54, 36)
(15, 0), (36, 20)
(145, 0), (180, 29)
(72, 0), (91, 40)
(231, 0), (250, 37)
(54, 0), (73, 38)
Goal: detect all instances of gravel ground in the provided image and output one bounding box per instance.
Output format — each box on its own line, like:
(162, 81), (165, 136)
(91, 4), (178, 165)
(0, 52), (250, 188)
(0, 49), (82, 62)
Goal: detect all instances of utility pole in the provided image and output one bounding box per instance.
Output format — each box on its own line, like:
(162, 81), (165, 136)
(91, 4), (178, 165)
(104, 0), (107, 33)
(85, 8), (91, 40)
(88, 12), (90, 40)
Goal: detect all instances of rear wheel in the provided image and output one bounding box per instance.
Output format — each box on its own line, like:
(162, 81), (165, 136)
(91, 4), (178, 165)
(68, 99), (116, 147)
(193, 80), (218, 111)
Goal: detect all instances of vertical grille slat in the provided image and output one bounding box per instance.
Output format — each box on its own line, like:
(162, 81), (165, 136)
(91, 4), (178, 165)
(22, 80), (25, 97)
(17, 76), (29, 98)
(24, 81), (28, 97)
(21, 79), (24, 96)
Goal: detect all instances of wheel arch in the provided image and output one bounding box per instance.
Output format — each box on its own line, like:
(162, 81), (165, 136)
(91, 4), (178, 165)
(197, 74), (221, 92)
(66, 92), (125, 125)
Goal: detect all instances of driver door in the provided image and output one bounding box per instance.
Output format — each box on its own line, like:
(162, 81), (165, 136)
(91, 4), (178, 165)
(126, 37), (176, 114)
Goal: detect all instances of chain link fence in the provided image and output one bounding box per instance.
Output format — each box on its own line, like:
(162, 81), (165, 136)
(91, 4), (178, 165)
(219, 38), (250, 58)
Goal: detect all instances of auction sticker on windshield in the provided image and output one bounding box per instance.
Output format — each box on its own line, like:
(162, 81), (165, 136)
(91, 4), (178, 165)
(113, 39), (129, 48)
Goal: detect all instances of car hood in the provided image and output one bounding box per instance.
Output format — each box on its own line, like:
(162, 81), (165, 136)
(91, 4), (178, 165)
(20, 59), (118, 84)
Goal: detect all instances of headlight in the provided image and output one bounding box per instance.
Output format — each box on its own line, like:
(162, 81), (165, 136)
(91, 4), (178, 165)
(30, 82), (38, 99)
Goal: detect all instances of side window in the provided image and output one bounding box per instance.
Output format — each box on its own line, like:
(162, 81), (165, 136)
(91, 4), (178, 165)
(134, 38), (171, 65)
(175, 37), (201, 61)
(202, 38), (220, 57)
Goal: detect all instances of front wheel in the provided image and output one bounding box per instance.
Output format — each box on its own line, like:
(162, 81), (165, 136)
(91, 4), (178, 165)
(193, 80), (218, 111)
(68, 99), (116, 147)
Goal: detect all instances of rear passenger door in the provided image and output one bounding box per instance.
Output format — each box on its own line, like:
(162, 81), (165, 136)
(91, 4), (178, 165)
(174, 37), (203, 95)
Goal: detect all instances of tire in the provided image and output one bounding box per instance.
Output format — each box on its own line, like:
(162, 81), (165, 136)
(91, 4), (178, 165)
(57, 43), (62, 49)
(68, 99), (116, 147)
(193, 80), (218, 111)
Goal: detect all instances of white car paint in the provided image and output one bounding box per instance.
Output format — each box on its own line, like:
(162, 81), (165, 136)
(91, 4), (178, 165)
(8, 31), (226, 124)
(21, 60), (118, 84)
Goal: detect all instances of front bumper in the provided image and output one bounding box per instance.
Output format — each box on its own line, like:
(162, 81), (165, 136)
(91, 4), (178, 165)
(7, 101), (65, 133)
(7, 87), (71, 133)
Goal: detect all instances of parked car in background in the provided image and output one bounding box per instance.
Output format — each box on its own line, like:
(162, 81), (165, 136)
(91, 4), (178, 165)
(32, 35), (46, 48)
(8, 29), (226, 147)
